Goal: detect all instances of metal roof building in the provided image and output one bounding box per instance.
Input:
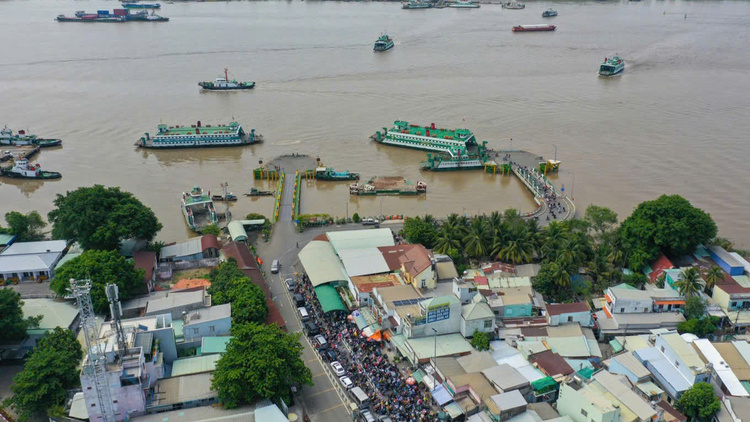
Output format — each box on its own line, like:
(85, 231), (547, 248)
(338, 247), (390, 277)
(314, 284), (347, 314)
(298, 240), (348, 287)
(200, 336), (233, 355)
(22, 298), (80, 335)
(171, 354), (221, 377)
(326, 228), (394, 254)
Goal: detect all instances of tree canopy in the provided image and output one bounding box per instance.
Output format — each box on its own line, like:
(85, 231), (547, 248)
(0, 289), (42, 345)
(48, 185), (162, 250)
(683, 295), (707, 321)
(584, 205), (618, 237)
(1, 211), (46, 242)
(676, 382), (720, 422)
(3, 327), (83, 421)
(50, 250), (145, 314)
(618, 195), (716, 270)
(201, 224), (221, 236)
(677, 317), (719, 339)
(209, 259), (268, 325)
(212, 323), (313, 408)
(402, 216), (438, 249)
(471, 330), (490, 351)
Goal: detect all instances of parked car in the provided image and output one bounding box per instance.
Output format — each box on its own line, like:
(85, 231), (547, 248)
(330, 361), (346, 376)
(293, 293), (305, 307)
(298, 306), (310, 321)
(324, 349), (337, 361)
(305, 321), (320, 336)
(339, 376), (354, 389)
(359, 409), (376, 422)
(285, 278), (295, 291)
(271, 259), (280, 274)
(378, 416), (394, 422)
(314, 335), (327, 349)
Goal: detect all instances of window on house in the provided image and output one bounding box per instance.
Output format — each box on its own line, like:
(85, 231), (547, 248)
(661, 346), (665, 353)
(113, 400), (118, 403)
(484, 320), (493, 328)
(567, 316), (574, 322)
(193, 328), (199, 335)
(731, 302), (737, 308)
(91, 404), (96, 407)
(87, 387), (92, 390)
(209, 326), (215, 333)
(581, 409), (588, 417)
(620, 308), (625, 313)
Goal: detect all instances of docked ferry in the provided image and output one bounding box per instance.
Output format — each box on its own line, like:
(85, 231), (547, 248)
(1, 125), (62, 147)
(374, 34), (394, 52)
(502, 1), (525, 9)
(402, 1), (433, 9)
(372, 121), (477, 155)
(598, 56), (625, 76)
(181, 186), (218, 232)
(137, 121), (262, 148)
(1, 158), (61, 179)
(421, 142), (489, 171)
(314, 167), (360, 181)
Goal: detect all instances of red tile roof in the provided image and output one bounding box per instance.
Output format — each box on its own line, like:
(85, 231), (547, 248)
(716, 279), (750, 295)
(482, 262), (516, 275)
(656, 400), (687, 422)
(529, 350), (574, 377)
(378, 244), (433, 277)
(649, 254), (674, 283)
(200, 234), (220, 252)
(545, 302), (590, 316)
(475, 276), (489, 286)
(313, 233), (329, 242)
(133, 251), (156, 284)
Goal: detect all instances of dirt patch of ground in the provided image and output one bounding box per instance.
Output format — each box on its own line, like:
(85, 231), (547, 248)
(169, 268), (212, 284)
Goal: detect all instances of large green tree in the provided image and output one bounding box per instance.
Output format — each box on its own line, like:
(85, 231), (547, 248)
(683, 295), (707, 321)
(3, 211), (46, 242)
(3, 327), (83, 422)
(208, 259), (268, 324)
(471, 330), (490, 351)
(0, 289), (42, 345)
(619, 195), (716, 270)
(212, 323), (313, 408)
(50, 250), (144, 314)
(584, 205), (618, 238)
(401, 216), (438, 249)
(48, 185), (162, 250)
(676, 382), (720, 422)
(208, 259), (248, 304)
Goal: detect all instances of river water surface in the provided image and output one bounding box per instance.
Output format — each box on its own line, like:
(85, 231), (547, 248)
(1, 0), (749, 244)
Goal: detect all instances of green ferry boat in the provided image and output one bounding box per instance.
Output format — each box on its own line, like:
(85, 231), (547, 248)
(1, 125), (62, 148)
(181, 186), (218, 232)
(374, 34), (394, 52)
(372, 121), (477, 155)
(137, 121), (262, 148)
(421, 142), (489, 171)
(598, 56), (624, 76)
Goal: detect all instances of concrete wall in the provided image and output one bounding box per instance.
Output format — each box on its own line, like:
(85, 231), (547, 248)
(404, 301), (462, 338)
(183, 316), (231, 342)
(557, 384), (619, 422)
(608, 292), (652, 314)
(152, 327), (178, 364)
(712, 285), (732, 310)
(412, 266), (436, 290)
(453, 281), (478, 304)
(549, 311), (593, 327)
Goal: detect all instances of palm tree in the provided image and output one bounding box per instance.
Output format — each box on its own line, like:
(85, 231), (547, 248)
(434, 226), (462, 255)
(446, 213), (461, 227)
(676, 267), (703, 297)
(549, 260), (572, 289)
(541, 221), (568, 259)
(499, 227), (536, 264)
(463, 218), (491, 258)
(703, 265), (724, 292)
(423, 214), (436, 226)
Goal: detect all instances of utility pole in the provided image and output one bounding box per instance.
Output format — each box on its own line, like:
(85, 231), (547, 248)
(221, 182), (231, 223)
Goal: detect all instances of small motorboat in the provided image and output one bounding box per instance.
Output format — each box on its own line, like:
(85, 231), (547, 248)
(211, 193), (238, 201)
(245, 188), (274, 196)
(542, 8), (558, 17)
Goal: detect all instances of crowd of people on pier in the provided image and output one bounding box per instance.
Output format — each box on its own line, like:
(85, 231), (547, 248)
(294, 274), (438, 422)
(504, 155), (567, 221)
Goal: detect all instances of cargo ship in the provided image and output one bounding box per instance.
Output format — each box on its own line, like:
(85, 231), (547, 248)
(314, 166), (360, 181)
(421, 142), (489, 171)
(374, 34), (394, 52)
(512, 24), (556, 32)
(372, 121), (477, 155)
(1, 158), (61, 180)
(402, 1), (433, 9)
(182, 186), (218, 232)
(1, 126), (62, 147)
(121, 2), (161, 9)
(136, 121), (262, 148)
(57, 9), (168, 22)
(199, 69), (255, 90)
(350, 177), (426, 196)
(598, 56), (625, 76)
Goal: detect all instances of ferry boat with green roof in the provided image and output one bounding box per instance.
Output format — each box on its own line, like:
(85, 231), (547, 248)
(371, 121), (477, 155)
(598, 56), (625, 76)
(182, 186), (218, 232)
(136, 120), (262, 148)
(421, 142), (489, 171)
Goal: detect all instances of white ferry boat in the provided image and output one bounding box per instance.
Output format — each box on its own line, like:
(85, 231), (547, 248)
(181, 186), (218, 232)
(372, 121), (477, 155)
(137, 121), (262, 148)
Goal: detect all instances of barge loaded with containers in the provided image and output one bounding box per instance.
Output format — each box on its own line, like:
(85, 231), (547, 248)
(57, 9), (168, 22)
(136, 121), (262, 148)
(350, 176), (426, 196)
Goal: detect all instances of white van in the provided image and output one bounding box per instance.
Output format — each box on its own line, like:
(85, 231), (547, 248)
(271, 259), (280, 274)
(350, 386), (370, 409)
(298, 307), (309, 321)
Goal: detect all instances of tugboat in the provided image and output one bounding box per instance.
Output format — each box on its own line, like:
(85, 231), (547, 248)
(542, 8), (558, 17)
(448, 0), (480, 8)
(245, 188), (274, 197)
(314, 166), (360, 181)
(402, 0), (433, 9)
(502, 1), (525, 9)
(181, 186), (218, 232)
(373, 33), (394, 52)
(598, 56), (625, 76)
(199, 68), (255, 91)
(0, 126), (62, 147)
(1, 158), (61, 179)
